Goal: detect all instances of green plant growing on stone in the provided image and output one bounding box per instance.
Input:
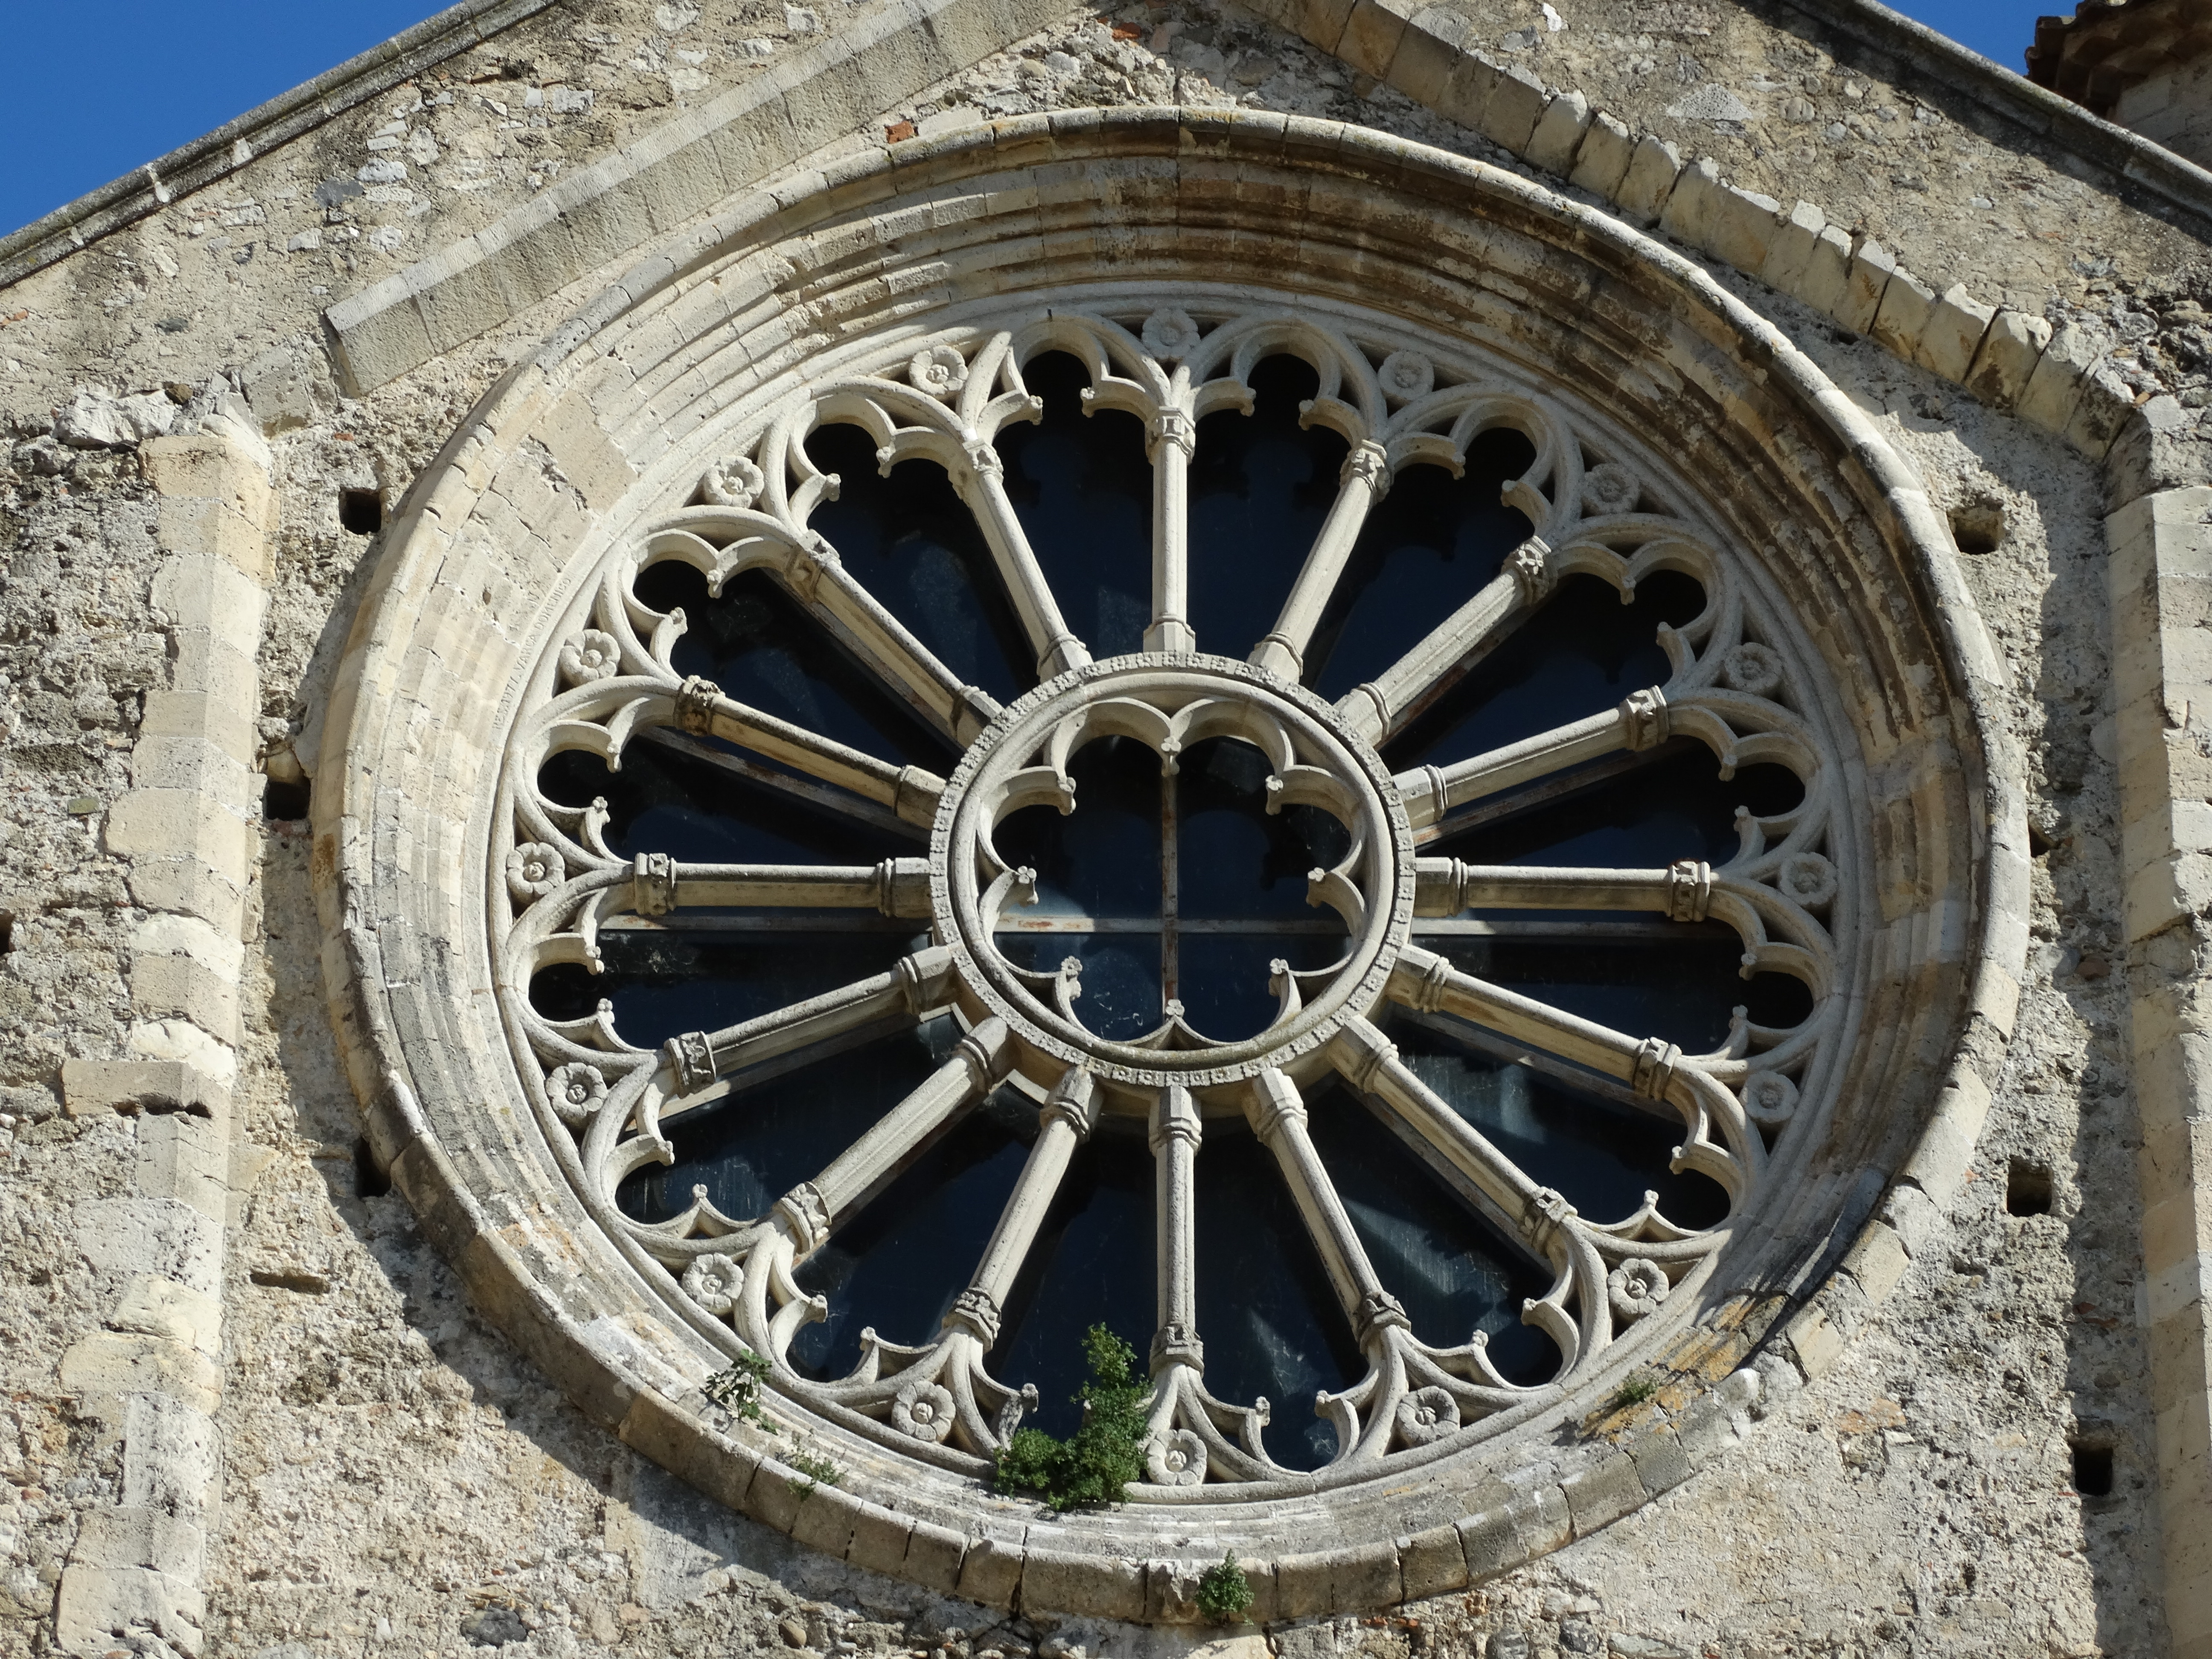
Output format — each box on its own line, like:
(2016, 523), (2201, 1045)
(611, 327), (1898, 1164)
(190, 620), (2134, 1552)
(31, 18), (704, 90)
(786, 1449), (845, 1497)
(1611, 1374), (1659, 1409)
(1195, 1552), (1254, 1624)
(702, 1351), (778, 1434)
(992, 1324), (1150, 1511)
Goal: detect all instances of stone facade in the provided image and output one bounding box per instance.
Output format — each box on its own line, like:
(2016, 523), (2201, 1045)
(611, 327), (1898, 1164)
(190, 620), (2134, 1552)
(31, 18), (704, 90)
(0, 1), (2209, 1657)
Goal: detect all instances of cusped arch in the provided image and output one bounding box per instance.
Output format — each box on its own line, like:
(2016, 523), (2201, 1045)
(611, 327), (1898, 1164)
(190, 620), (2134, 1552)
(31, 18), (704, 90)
(313, 107), (2022, 1620)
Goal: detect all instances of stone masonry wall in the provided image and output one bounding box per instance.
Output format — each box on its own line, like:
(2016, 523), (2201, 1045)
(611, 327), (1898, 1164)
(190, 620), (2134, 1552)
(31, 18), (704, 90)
(0, 0), (2203, 1655)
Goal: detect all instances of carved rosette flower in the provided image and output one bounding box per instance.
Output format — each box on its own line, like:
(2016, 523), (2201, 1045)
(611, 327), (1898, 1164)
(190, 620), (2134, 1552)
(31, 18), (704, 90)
(890, 1378), (956, 1443)
(504, 842), (566, 903)
(1394, 1385), (1460, 1447)
(1581, 462), (1641, 516)
(701, 454), (765, 508)
(1742, 1071), (1800, 1129)
(558, 628), (623, 686)
(545, 1062), (607, 1129)
(681, 1253), (742, 1317)
(1779, 852), (1838, 909)
(1607, 1257), (1671, 1323)
(1378, 349), (1435, 405)
(1720, 640), (1785, 696)
(907, 344), (970, 399)
(1145, 1427), (1208, 1486)
(1140, 306), (1202, 358)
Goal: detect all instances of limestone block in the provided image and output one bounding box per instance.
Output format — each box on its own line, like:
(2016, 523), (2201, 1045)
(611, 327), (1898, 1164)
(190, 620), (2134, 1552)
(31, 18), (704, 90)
(240, 346), (317, 436)
(69, 1504), (207, 1582)
(955, 1534), (1021, 1608)
(123, 856), (247, 945)
(56, 1561), (205, 1657)
(1839, 1217), (1913, 1303)
(76, 1197), (223, 1300)
(140, 689), (258, 769)
(152, 496), (274, 584)
(61, 1059), (221, 1119)
(128, 1019), (239, 1092)
(1524, 90), (1590, 175)
(1868, 265), (1937, 361)
(1757, 200), (1826, 291)
(59, 1330), (223, 1423)
(142, 434), (272, 528)
(149, 555), (268, 650)
(106, 790), (254, 891)
(1561, 1452), (1644, 1535)
(1901, 1066), (1990, 1208)
(2017, 320), (2106, 437)
(1436, 50), (1545, 153)
(1328, 1540), (1402, 1611)
(1270, 1548), (1333, 1620)
(789, 1483), (862, 1560)
(1382, 14), (1461, 105)
(2109, 398), (2212, 506)
(2067, 357), (2141, 461)
(901, 1521), (966, 1595)
(1612, 135), (1682, 226)
(327, 287), (435, 399)
(1963, 309), (2052, 412)
(121, 1391), (220, 1519)
(1831, 238), (1895, 335)
(1790, 225), (1854, 316)
(1782, 1301), (1846, 1378)
(129, 736), (256, 815)
(1397, 1522), (1467, 1599)
(1457, 1483), (1570, 1577)
(110, 1276), (223, 1358)
(1022, 1547), (1144, 1621)
(1567, 112), (1635, 197)
(1334, 0), (1408, 78)
(131, 952), (241, 1047)
(1626, 1426), (1692, 1497)
(1915, 284), (1996, 384)
(136, 1111), (231, 1227)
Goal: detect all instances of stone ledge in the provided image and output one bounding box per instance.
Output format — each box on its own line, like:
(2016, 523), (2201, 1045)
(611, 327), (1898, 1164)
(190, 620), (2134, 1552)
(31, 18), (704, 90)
(61, 1058), (223, 1120)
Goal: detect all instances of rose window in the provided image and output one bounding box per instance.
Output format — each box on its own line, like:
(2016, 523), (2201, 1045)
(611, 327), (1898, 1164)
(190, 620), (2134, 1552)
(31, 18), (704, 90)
(497, 302), (1842, 1488)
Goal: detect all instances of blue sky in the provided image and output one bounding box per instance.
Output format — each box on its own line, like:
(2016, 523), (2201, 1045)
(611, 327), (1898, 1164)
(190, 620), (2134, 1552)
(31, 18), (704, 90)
(0, 0), (2056, 242)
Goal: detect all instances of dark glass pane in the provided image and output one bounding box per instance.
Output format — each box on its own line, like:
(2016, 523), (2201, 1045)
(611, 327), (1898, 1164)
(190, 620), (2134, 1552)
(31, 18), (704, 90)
(532, 928), (923, 1049)
(633, 561), (956, 771)
(991, 1120), (1156, 1439)
(1303, 1082), (1556, 1384)
(1430, 745), (1805, 871)
(1386, 571), (1707, 772)
(1194, 1119), (1362, 1472)
(538, 735), (914, 866)
(1307, 430), (1538, 700)
(997, 352), (1153, 660)
(617, 1021), (953, 1227)
(1176, 932), (1341, 1043)
(993, 736), (1162, 917)
(994, 934), (1166, 1043)
(1187, 356), (1349, 660)
(1420, 933), (1811, 1052)
(789, 1091), (1033, 1381)
(805, 423), (1034, 705)
(1176, 737), (1352, 921)
(1387, 1016), (1729, 1230)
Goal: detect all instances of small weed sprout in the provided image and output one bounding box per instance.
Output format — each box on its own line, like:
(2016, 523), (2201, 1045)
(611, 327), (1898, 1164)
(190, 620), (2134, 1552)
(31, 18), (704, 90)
(992, 1324), (1149, 1511)
(1195, 1551), (1254, 1623)
(702, 1351), (777, 1434)
(1611, 1375), (1659, 1409)
(786, 1449), (845, 1498)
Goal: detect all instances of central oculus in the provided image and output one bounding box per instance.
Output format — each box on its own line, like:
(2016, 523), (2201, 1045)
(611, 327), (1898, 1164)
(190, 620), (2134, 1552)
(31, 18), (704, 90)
(931, 655), (1417, 1105)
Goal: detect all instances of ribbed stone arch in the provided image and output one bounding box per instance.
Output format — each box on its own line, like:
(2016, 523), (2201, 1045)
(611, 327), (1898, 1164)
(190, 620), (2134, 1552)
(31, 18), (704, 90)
(312, 107), (2024, 1621)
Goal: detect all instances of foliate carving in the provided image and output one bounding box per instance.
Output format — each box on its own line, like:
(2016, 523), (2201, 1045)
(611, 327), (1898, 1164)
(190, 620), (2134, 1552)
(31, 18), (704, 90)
(1378, 349), (1435, 405)
(1720, 640), (1785, 696)
(1354, 1289), (1411, 1345)
(1581, 461), (1641, 515)
(1607, 1257), (1671, 1323)
(665, 1030), (717, 1093)
(504, 842), (566, 903)
(1508, 537), (1555, 605)
(945, 1286), (1002, 1346)
(682, 1253), (742, 1317)
(1152, 1321), (1205, 1371)
(1620, 686), (1671, 750)
(633, 852), (678, 917)
(1145, 407), (1196, 462)
(907, 343), (969, 399)
(1394, 1385), (1460, 1447)
(1742, 1071), (1800, 1129)
(701, 454), (765, 507)
(1779, 852), (1838, 909)
(891, 1378), (958, 1442)
(558, 628), (623, 686)
(777, 1182), (832, 1252)
(674, 675), (721, 736)
(1665, 859), (1713, 923)
(1140, 306), (1202, 358)
(544, 1062), (607, 1129)
(1145, 1429), (1208, 1486)
(1341, 440), (1391, 495)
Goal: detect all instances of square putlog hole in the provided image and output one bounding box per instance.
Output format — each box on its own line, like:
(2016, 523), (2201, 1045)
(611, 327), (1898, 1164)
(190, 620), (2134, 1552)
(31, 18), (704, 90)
(2070, 1441), (2114, 1498)
(340, 487), (384, 536)
(1950, 499), (2005, 555)
(2005, 1157), (2053, 1217)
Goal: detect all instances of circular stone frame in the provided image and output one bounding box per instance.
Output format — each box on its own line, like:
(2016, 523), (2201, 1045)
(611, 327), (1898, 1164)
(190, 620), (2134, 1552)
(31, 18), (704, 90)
(314, 108), (2023, 1621)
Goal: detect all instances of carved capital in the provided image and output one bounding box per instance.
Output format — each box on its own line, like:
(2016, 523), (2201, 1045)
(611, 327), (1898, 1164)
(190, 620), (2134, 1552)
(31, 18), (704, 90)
(1341, 439), (1391, 495)
(1528, 1186), (1578, 1251)
(895, 944), (956, 1015)
(955, 1016), (1014, 1091)
(674, 674), (722, 736)
(1149, 1085), (1202, 1153)
(1508, 536), (1554, 605)
(1631, 1036), (1682, 1101)
(944, 1286), (1002, 1347)
(1151, 1321), (1205, 1373)
(1245, 1068), (1307, 1145)
(1665, 858), (1712, 923)
(665, 1030), (717, 1093)
(963, 441), (1004, 482)
(634, 851), (678, 918)
(1354, 1289), (1411, 1345)
(1146, 407), (1196, 461)
(777, 1181), (832, 1252)
(1042, 1066), (1102, 1141)
(1333, 1017), (1399, 1096)
(1619, 685), (1670, 750)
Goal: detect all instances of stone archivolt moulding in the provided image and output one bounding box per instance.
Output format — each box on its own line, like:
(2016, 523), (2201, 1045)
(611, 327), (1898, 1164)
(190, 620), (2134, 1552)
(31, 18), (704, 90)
(314, 108), (2025, 1619)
